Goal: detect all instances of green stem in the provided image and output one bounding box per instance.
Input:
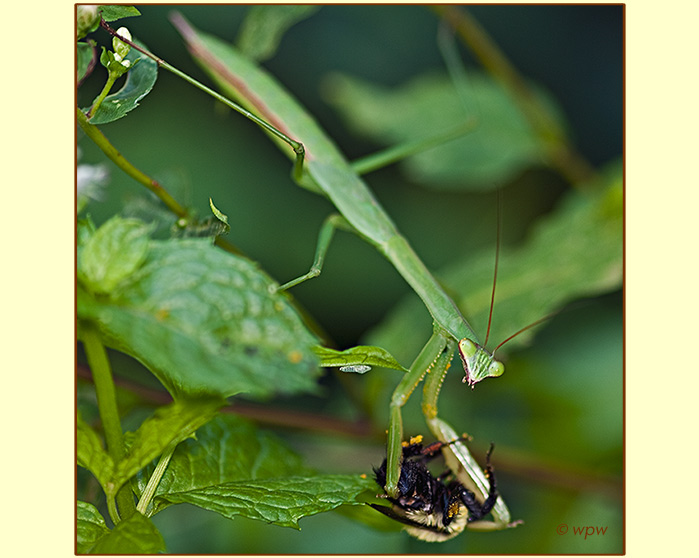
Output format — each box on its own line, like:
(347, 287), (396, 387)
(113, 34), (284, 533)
(431, 5), (596, 186)
(137, 441), (178, 516)
(99, 17), (306, 174)
(76, 108), (187, 218)
(87, 73), (118, 118)
(76, 108), (244, 256)
(81, 323), (136, 521)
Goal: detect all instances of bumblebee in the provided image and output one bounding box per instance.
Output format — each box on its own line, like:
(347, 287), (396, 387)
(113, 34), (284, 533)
(370, 436), (498, 542)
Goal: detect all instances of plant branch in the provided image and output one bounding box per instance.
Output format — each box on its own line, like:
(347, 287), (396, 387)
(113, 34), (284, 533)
(100, 17), (306, 175)
(80, 323), (136, 521)
(76, 108), (244, 256)
(137, 440), (178, 516)
(76, 364), (373, 438)
(87, 73), (118, 118)
(76, 108), (187, 218)
(431, 5), (597, 186)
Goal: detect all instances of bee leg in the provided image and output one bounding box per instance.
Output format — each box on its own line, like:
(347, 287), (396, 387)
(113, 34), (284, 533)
(463, 443), (499, 522)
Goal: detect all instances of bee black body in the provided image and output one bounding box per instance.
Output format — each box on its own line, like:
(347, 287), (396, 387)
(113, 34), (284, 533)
(371, 438), (498, 542)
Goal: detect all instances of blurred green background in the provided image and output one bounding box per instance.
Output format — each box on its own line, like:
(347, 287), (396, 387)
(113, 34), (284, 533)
(77, 4), (622, 554)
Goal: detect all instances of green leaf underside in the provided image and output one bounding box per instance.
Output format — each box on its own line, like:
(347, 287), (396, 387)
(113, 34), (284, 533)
(78, 219), (320, 399)
(88, 510), (166, 554)
(85, 39), (158, 125)
(137, 415), (374, 526)
(324, 72), (564, 190)
(76, 501), (111, 553)
(370, 163), (623, 357)
(313, 345), (408, 372)
(236, 5), (320, 62)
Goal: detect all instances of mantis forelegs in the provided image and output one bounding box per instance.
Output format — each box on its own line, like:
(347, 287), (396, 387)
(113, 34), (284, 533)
(384, 329), (449, 497)
(420, 335), (517, 530)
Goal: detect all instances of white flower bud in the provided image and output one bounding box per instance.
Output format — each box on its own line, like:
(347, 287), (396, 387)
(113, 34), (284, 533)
(77, 5), (100, 39)
(112, 27), (132, 61)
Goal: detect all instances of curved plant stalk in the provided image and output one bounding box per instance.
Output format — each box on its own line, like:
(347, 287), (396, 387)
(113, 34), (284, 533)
(137, 440), (178, 516)
(80, 323), (136, 522)
(431, 4), (596, 186)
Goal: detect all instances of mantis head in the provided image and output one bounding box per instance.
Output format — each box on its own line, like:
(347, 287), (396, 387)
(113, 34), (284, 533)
(457, 338), (504, 389)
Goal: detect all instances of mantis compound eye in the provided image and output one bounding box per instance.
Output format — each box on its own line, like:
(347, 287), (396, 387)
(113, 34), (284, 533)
(458, 338), (477, 358)
(488, 360), (504, 378)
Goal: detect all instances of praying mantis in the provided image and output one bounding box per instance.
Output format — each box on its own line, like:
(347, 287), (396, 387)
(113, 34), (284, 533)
(96, 11), (521, 531)
(165, 13), (519, 530)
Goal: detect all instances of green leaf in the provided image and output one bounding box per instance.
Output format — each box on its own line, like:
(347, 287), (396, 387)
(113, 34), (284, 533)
(208, 197), (230, 234)
(158, 474), (375, 528)
(137, 414), (312, 515)
(312, 345), (408, 372)
(146, 415), (307, 480)
(78, 234), (320, 398)
(76, 501), (111, 553)
(371, 162), (623, 358)
(86, 39), (158, 125)
(77, 214), (97, 246)
(77, 413), (115, 489)
(324, 71), (564, 190)
(137, 415), (374, 527)
(236, 5), (320, 62)
(115, 397), (224, 492)
(78, 216), (152, 295)
(77, 41), (95, 82)
(88, 511), (165, 554)
(98, 5), (141, 22)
